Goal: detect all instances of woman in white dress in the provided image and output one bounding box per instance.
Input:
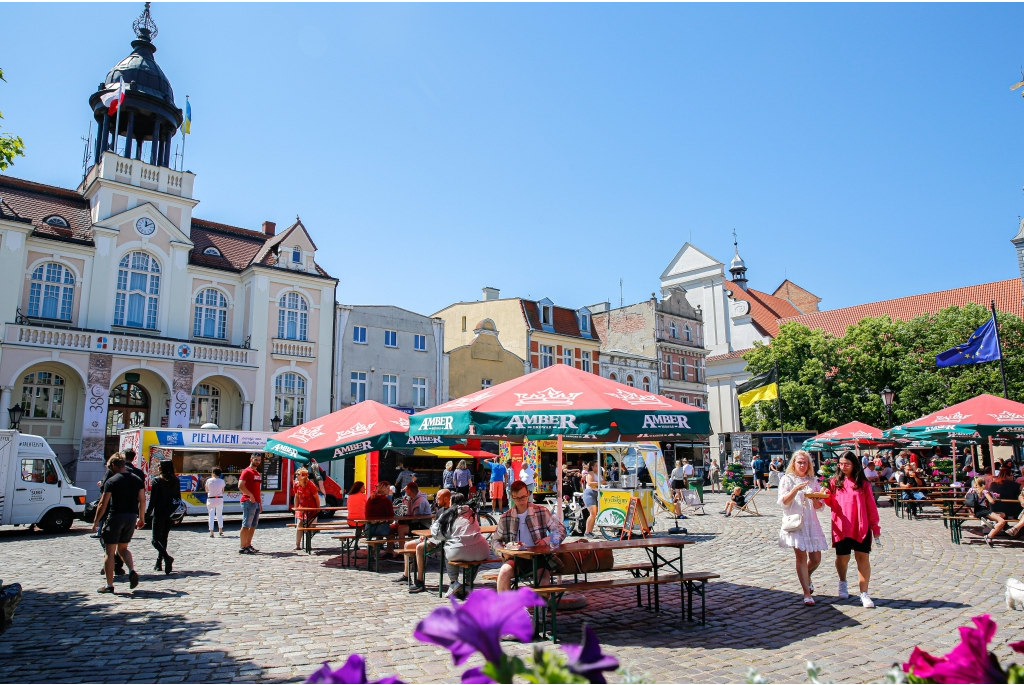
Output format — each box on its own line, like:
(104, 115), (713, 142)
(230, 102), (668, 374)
(777, 450), (829, 606)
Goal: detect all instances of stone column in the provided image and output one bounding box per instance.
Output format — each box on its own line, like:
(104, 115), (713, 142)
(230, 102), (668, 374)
(241, 402), (252, 431)
(124, 112), (135, 159)
(149, 120), (161, 165)
(0, 385), (12, 425)
(99, 114), (110, 155)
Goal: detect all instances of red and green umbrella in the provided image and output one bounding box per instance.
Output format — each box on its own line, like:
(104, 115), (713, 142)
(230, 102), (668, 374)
(409, 364), (711, 439)
(265, 400), (455, 463)
(803, 421), (890, 450)
(884, 394), (1024, 441)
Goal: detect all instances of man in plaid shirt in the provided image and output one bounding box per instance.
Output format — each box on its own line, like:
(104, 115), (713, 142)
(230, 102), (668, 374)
(495, 480), (567, 591)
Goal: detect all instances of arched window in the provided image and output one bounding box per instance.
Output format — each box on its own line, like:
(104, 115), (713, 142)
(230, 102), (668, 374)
(626, 374), (635, 388)
(684, 323), (693, 342)
(203, 247), (221, 257)
(669, 322), (677, 339)
(43, 215), (69, 229)
(106, 382), (149, 435)
(28, 263), (75, 321)
(609, 373), (617, 382)
(275, 372), (306, 427)
(191, 383), (220, 426)
(20, 371), (65, 419)
(643, 377), (651, 392)
(277, 292), (308, 341)
(114, 252), (160, 329)
(193, 288), (228, 339)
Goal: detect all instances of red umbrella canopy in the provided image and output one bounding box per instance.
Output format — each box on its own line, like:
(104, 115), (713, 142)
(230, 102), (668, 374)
(895, 394), (1024, 438)
(812, 421), (886, 443)
(409, 363), (711, 439)
(265, 400), (452, 462)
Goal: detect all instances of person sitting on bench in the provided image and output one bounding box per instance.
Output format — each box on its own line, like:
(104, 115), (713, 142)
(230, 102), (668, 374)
(964, 477), (1007, 547)
(410, 493), (490, 597)
(722, 487), (745, 516)
(364, 481), (396, 556)
(401, 489), (450, 583)
(494, 480), (566, 592)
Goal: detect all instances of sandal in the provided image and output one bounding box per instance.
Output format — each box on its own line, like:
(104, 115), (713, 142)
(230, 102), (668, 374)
(803, 596), (815, 606)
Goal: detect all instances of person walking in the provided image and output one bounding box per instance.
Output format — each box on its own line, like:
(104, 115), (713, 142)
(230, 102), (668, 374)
(147, 460), (181, 574)
(394, 463), (416, 501)
(822, 451), (881, 608)
(205, 468), (226, 537)
(709, 459), (722, 494)
(582, 461), (600, 538)
(483, 458), (508, 513)
(238, 453), (263, 555)
(777, 451), (828, 606)
(442, 461), (456, 492)
(96, 449), (145, 576)
(92, 455), (145, 593)
(453, 460), (472, 500)
(670, 460), (688, 517)
(292, 467), (321, 551)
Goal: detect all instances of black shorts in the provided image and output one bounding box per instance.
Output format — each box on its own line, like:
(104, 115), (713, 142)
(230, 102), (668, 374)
(101, 514), (138, 545)
(834, 534), (872, 556)
(671, 479), (687, 490)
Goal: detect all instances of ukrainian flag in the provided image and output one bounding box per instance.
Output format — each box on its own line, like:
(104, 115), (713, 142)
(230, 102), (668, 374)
(181, 98), (191, 135)
(737, 367), (779, 407)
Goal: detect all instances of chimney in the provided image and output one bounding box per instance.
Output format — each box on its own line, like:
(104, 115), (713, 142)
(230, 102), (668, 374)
(482, 287), (500, 301)
(262, 221), (276, 237)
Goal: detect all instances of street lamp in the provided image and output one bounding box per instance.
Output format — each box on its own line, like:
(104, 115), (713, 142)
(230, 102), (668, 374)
(8, 404), (24, 430)
(880, 386), (895, 429)
(270, 415), (282, 432)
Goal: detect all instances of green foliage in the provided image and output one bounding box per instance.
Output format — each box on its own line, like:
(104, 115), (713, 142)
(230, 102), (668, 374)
(0, 67), (26, 171)
(722, 462), (747, 493)
(517, 647), (588, 684)
(741, 304), (1024, 433)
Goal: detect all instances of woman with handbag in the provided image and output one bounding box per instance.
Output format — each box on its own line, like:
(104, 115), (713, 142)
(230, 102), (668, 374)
(822, 451), (881, 608)
(777, 450), (828, 606)
(147, 460), (181, 575)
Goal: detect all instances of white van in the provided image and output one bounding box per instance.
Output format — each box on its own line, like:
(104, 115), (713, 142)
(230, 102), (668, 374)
(0, 430), (86, 532)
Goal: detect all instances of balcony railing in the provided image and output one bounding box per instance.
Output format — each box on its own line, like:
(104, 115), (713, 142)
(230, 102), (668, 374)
(6, 323), (255, 367)
(271, 338), (315, 359)
(80, 151), (194, 198)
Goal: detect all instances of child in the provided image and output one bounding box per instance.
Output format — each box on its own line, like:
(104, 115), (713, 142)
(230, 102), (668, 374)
(722, 487), (745, 516)
(205, 468), (226, 537)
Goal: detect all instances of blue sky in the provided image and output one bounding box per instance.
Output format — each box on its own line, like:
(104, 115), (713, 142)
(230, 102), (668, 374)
(3, 3), (1024, 315)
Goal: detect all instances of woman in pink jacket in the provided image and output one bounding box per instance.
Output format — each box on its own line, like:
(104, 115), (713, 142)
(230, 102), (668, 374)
(823, 451), (880, 608)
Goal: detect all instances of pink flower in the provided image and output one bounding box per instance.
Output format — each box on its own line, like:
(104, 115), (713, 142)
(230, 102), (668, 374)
(903, 615), (1007, 683)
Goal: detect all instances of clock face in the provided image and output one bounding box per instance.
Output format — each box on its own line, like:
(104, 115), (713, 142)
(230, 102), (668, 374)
(135, 217), (156, 236)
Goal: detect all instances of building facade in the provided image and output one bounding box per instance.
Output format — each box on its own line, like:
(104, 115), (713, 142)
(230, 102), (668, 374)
(590, 287), (709, 406)
(333, 305), (447, 411)
(0, 9), (336, 495)
(446, 319), (527, 399)
(433, 287), (601, 397)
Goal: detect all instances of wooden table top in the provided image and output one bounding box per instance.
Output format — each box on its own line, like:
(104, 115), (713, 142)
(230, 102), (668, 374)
(497, 536), (691, 558)
(412, 525), (497, 537)
(293, 507), (347, 512)
(349, 515), (434, 524)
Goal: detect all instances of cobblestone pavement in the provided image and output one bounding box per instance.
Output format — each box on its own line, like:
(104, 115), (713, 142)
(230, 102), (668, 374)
(2, 491), (1023, 684)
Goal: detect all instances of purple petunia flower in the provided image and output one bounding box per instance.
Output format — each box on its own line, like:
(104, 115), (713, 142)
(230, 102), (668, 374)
(903, 615), (1007, 684)
(306, 655), (403, 684)
(460, 667), (497, 684)
(413, 587), (544, 665)
(561, 625), (619, 684)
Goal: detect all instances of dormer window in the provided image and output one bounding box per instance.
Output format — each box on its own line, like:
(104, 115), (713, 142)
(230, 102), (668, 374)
(203, 247), (221, 257)
(579, 313), (589, 332)
(43, 215), (69, 229)
(541, 305), (552, 326)
(291, 247), (301, 264)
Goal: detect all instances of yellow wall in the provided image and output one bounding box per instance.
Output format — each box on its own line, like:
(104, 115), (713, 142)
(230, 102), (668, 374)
(433, 300), (528, 358)
(448, 333), (525, 399)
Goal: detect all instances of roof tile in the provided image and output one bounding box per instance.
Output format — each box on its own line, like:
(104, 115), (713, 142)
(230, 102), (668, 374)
(724, 280), (802, 338)
(0, 174), (92, 243)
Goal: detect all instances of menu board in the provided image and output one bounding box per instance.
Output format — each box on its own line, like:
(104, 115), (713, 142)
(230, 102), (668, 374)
(733, 433), (753, 467)
(261, 453), (282, 491)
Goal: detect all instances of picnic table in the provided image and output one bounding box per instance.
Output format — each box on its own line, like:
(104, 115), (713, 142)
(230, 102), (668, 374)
(347, 515), (435, 571)
(498, 536), (697, 639)
(889, 485), (964, 519)
(412, 526), (498, 596)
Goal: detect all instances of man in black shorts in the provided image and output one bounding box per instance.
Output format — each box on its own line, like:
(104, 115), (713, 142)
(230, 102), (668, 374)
(92, 455), (146, 593)
(95, 449), (146, 576)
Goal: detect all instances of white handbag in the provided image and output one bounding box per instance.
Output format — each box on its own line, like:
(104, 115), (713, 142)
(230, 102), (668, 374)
(781, 513), (803, 532)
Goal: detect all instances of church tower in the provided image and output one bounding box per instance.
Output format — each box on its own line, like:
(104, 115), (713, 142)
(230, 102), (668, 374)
(88, 3), (183, 169)
(728, 230), (749, 291)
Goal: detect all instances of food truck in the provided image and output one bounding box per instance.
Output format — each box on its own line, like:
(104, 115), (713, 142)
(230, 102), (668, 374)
(118, 427), (342, 516)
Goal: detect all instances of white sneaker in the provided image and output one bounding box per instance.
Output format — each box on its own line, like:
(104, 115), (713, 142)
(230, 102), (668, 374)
(860, 592), (875, 608)
(838, 581), (849, 599)
(445, 581), (463, 598)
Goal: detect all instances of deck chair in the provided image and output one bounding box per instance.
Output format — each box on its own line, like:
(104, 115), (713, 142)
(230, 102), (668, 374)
(681, 489), (705, 516)
(735, 488), (762, 516)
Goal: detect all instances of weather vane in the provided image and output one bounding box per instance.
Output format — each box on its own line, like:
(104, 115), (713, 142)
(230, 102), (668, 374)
(133, 2), (158, 41)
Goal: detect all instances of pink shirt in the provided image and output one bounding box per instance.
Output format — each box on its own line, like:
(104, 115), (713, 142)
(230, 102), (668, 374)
(826, 477), (880, 543)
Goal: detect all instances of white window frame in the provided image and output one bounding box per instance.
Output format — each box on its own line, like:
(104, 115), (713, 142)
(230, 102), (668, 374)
(581, 351), (591, 373)
(350, 371), (367, 404)
(384, 330), (398, 348)
(190, 383), (220, 427)
(626, 374), (635, 388)
(541, 305), (553, 326)
(684, 323), (693, 342)
(414, 334), (427, 352)
(608, 372), (617, 382)
(28, 262), (75, 322)
(412, 377), (427, 408)
(579, 313), (589, 332)
(481, 378), (493, 389)
(563, 348), (573, 366)
(274, 372), (306, 428)
(193, 288), (228, 340)
(539, 345), (554, 368)
(277, 292), (309, 341)
(382, 374), (399, 406)
(20, 371), (66, 420)
(114, 251), (160, 330)
(291, 247), (302, 264)
(670, 321), (677, 339)
(643, 376), (651, 392)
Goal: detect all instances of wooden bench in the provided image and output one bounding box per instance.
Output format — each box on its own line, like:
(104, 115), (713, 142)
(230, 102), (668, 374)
(448, 558), (503, 594)
(363, 537), (418, 572)
(530, 571), (720, 641)
(942, 515), (1019, 545)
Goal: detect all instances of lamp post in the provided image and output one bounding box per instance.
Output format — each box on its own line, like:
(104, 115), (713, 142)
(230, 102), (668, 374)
(880, 386), (895, 429)
(270, 414), (282, 432)
(8, 404), (24, 430)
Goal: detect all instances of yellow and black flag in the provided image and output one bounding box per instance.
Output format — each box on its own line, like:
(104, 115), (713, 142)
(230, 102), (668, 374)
(737, 367), (779, 407)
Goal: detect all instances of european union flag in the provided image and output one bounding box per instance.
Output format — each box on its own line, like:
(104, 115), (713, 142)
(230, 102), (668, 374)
(936, 316), (1002, 367)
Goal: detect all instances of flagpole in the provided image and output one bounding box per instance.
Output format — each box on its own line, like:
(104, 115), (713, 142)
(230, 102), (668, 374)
(991, 300), (1009, 400)
(180, 95), (188, 172)
(774, 361), (786, 461)
(113, 75), (124, 157)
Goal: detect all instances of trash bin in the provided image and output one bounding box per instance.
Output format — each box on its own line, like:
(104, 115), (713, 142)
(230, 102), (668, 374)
(687, 478), (704, 504)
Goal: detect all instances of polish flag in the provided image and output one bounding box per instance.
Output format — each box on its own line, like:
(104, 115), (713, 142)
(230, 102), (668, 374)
(100, 80), (126, 116)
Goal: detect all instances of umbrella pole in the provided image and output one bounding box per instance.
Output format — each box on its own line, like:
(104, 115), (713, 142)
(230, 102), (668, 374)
(557, 434), (564, 526)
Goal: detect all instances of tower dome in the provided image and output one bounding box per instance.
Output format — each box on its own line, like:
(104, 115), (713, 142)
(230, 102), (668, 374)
(89, 3), (183, 169)
(729, 230), (749, 290)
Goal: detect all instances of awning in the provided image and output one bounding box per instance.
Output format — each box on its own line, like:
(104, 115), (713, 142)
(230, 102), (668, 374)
(151, 445), (264, 453)
(415, 447), (497, 460)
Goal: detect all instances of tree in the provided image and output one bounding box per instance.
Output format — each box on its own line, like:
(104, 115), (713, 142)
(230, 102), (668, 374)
(739, 304), (1024, 433)
(0, 68), (26, 171)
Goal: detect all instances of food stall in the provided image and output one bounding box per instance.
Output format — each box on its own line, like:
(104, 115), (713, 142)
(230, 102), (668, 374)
(118, 427), (293, 516)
